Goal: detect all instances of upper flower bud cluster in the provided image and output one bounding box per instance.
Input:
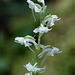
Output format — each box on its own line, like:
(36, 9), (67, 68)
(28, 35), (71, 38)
(27, 0), (61, 34)
(27, 0), (46, 13)
(33, 14), (61, 34)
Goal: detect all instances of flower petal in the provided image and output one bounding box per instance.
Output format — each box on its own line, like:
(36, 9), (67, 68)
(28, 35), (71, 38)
(14, 37), (24, 45)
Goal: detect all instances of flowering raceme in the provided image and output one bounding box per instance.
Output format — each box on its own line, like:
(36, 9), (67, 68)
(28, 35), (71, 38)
(14, 0), (62, 75)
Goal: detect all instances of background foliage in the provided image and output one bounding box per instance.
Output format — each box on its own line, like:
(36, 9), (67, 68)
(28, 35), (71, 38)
(0, 0), (75, 75)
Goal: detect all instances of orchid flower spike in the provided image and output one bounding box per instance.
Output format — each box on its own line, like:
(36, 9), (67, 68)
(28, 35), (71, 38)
(15, 35), (37, 47)
(24, 62), (46, 73)
(27, 0), (41, 13)
(33, 24), (52, 33)
(42, 14), (61, 27)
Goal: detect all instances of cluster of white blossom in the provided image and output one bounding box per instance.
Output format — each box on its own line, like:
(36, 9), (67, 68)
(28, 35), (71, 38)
(27, 0), (60, 34)
(27, 0), (46, 13)
(14, 0), (62, 75)
(33, 14), (61, 33)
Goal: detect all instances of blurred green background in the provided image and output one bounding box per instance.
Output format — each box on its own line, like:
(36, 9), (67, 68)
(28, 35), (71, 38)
(0, 0), (75, 75)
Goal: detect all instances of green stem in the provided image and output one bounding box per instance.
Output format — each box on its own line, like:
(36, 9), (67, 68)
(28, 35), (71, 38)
(35, 6), (46, 75)
(32, 9), (36, 22)
(35, 33), (41, 75)
(36, 33), (41, 66)
(40, 13), (42, 24)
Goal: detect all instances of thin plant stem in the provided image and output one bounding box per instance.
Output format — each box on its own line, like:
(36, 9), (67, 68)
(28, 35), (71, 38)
(32, 9), (36, 22)
(28, 46), (35, 53)
(35, 4), (45, 75)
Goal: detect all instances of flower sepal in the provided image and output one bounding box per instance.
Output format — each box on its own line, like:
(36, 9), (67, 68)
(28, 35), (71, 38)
(35, 3), (42, 9)
(24, 35), (35, 41)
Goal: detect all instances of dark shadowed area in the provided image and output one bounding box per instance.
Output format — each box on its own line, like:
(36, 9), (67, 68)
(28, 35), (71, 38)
(0, 0), (75, 75)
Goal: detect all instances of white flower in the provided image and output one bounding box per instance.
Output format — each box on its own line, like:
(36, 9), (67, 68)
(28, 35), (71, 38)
(38, 46), (62, 63)
(25, 73), (30, 75)
(33, 25), (52, 33)
(24, 62), (45, 73)
(39, 46), (62, 57)
(49, 47), (62, 56)
(43, 14), (61, 27)
(15, 35), (37, 47)
(27, 0), (41, 12)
